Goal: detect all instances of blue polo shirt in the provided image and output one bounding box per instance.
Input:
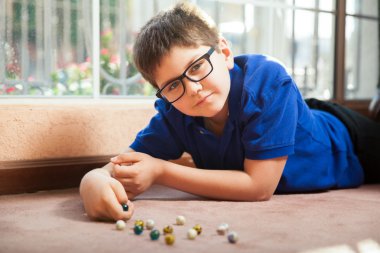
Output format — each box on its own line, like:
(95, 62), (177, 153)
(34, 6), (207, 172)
(130, 54), (364, 193)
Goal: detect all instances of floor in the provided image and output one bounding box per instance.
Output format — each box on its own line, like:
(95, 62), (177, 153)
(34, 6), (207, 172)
(0, 184), (379, 253)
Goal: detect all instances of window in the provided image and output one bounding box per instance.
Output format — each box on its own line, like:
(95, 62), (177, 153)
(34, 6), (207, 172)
(1, 0), (94, 96)
(345, 0), (379, 99)
(0, 0), (378, 101)
(196, 0), (336, 99)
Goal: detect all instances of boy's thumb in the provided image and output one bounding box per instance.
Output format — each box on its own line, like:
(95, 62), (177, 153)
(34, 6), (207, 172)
(110, 156), (119, 163)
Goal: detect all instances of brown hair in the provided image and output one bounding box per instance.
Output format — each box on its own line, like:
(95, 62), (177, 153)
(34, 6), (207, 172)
(133, 2), (220, 88)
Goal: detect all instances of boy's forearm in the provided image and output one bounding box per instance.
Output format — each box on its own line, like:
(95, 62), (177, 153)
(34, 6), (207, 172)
(155, 161), (271, 201)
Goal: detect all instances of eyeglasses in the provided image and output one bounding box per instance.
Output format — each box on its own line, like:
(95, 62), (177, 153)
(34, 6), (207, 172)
(156, 47), (215, 103)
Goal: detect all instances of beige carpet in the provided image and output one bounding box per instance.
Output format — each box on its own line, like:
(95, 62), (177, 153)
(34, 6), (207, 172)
(0, 184), (379, 253)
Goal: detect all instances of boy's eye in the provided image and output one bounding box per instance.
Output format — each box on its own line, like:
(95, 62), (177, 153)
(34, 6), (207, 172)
(167, 80), (181, 92)
(188, 59), (205, 75)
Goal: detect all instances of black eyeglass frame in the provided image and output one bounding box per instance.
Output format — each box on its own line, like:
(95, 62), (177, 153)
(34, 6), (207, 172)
(156, 47), (215, 103)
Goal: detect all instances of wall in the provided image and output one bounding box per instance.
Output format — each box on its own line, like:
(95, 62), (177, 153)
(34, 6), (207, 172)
(0, 100), (158, 194)
(0, 100), (156, 161)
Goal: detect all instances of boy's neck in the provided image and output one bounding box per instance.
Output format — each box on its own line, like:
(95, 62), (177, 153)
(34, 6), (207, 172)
(203, 102), (229, 136)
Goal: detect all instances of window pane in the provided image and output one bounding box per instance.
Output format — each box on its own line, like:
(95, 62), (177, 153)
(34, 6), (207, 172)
(294, 0), (316, 9)
(0, 0), (92, 96)
(347, 0), (378, 17)
(196, 1), (335, 100)
(345, 17), (379, 99)
(243, 6), (293, 64)
(218, 3), (246, 55)
(319, 0), (335, 12)
(292, 10), (334, 99)
(294, 0), (335, 11)
(99, 0), (178, 96)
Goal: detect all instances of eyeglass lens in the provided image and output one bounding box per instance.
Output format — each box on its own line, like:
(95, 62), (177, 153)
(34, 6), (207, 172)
(161, 57), (212, 102)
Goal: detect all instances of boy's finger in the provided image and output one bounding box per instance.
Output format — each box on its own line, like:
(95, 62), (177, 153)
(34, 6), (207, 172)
(110, 152), (145, 163)
(109, 180), (134, 220)
(110, 180), (129, 204)
(113, 164), (138, 178)
(111, 177), (138, 197)
(126, 191), (136, 201)
(105, 194), (133, 221)
(113, 177), (134, 188)
(122, 184), (138, 194)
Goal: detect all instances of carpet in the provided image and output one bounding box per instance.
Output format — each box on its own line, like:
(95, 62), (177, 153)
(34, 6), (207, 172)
(0, 184), (379, 253)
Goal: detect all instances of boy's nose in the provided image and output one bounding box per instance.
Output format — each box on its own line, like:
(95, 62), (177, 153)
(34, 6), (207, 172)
(184, 79), (203, 96)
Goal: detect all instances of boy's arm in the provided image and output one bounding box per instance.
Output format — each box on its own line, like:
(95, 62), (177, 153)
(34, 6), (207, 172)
(112, 152), (286, 201)
(157, 156), (286, 201)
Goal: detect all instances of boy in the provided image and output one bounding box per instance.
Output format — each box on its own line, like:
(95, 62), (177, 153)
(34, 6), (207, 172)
(79, 2), (380, 221)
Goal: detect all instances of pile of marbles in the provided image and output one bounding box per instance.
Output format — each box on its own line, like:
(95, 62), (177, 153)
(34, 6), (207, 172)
(115, 215), (238, 245)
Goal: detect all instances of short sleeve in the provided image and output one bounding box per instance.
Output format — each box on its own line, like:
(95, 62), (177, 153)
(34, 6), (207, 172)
(130, 101), (185, 160)
(242, 76), (298, 160)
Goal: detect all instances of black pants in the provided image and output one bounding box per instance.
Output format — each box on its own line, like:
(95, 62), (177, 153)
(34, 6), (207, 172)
(305, 98), (380, 183)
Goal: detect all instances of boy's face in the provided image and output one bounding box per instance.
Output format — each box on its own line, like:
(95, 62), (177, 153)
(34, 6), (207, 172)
(154, 39), (234, 119)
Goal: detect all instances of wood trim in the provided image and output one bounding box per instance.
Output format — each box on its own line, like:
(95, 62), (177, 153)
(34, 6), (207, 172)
(0, 155), (112, 195)
(0, 154), (195, 195)
(339, 99), (372, 118)
(334, 0), (346, 103)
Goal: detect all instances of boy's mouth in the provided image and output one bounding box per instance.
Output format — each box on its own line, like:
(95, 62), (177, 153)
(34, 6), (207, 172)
(194, 93), (213, 107)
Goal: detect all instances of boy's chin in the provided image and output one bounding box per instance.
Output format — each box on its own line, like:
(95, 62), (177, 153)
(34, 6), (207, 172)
(179, 99), (227, 118)
(185, 109), (222, 118)
(201, 106), (227, 118)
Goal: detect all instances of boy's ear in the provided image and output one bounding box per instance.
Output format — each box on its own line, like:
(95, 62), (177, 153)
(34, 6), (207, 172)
(218, 37), (234, 70)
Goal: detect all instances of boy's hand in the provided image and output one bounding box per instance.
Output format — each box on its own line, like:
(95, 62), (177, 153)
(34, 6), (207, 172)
(79, 169), (134, 221)
(110, 152), (163, 199)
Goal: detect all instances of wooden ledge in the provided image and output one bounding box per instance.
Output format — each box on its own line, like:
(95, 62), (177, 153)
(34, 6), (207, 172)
(0, 154), (195, 195)
(0, 156), (111, 195)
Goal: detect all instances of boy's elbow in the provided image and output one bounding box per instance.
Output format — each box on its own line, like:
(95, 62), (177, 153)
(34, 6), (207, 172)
(256, 193), (273, 201)
(246, 188), (274, 202)
(251, 192), (272, 202)
(246, 179), (278, 201)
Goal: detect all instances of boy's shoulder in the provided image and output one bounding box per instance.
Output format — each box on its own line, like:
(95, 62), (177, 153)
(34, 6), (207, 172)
(230, 54), (295, 113)
(232, 54), (292, 97)
(234, 54), (290, 80)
